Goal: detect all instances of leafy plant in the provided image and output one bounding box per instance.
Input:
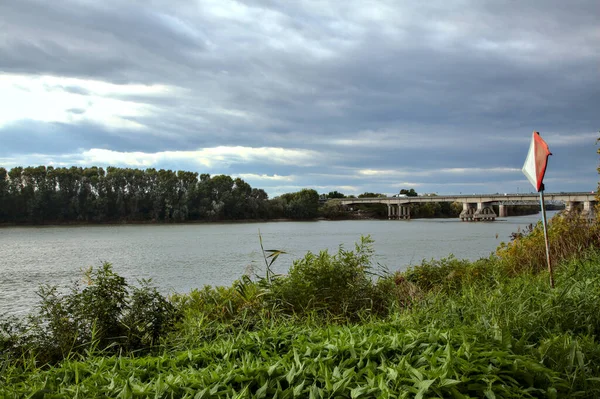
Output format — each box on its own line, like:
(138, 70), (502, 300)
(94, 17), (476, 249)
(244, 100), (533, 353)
(3, 264), (181, 365)
(268, 236), (382, 319)
(496, 213), (600, 276)
(122, 279), (180, 348)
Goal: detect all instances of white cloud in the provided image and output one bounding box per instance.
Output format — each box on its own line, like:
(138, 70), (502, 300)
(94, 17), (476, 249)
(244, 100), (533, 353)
(237, 173), (295, 182)
(77, 146), (321, 168)
(0, 73), (179, 130)
(357, 167), (520, 178)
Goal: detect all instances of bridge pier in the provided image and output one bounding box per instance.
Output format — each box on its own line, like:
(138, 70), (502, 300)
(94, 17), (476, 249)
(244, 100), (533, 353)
(582, 200), (596, 220)
(565, 201), (578, 214)
(400, 205), (410, 220)
(499, 204), (507, 218)
(562, 200), (597, 220)
(460, 202), (496, 221)
(388, 204), (410, 220)
(459, 203), (476, 221)
(473, 202), (496, 221)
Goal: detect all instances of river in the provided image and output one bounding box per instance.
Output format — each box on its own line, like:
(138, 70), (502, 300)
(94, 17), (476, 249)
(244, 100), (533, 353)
(0, 212), (555, 316)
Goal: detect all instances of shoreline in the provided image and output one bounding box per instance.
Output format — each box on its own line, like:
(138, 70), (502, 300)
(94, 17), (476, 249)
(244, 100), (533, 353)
(0, 212), (543, 228)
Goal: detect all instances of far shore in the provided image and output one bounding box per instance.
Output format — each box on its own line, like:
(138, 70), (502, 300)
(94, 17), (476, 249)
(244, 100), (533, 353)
(0, 211), (546, 228)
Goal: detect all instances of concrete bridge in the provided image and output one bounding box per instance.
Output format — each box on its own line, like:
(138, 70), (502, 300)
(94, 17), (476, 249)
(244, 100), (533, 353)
(336, 192), (596, 221)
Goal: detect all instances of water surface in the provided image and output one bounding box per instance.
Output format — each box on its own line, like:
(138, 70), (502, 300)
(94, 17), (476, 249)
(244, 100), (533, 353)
(0, 213), (553, 315)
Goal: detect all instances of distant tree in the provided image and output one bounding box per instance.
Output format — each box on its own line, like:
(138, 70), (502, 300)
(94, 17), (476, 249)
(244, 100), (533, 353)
(327, 191), (345, 199)
(208, 174), (234, 220)
(451, 202), (463, 216)
(321, 201), (347, 219)
(278, 189), (320, 219)
(400, 188), (418, 197)
(358, 192), (386, 198)
(0, 167), (9, 222)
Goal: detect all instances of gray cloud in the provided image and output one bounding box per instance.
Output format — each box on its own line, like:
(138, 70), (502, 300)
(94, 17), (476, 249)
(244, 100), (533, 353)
(0, 0), (598, 195)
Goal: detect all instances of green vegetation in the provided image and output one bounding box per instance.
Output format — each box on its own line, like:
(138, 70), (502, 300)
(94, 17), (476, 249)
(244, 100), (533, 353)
(276, 189), (320, 220)
(1, 265), (181, 366)
(399, 188), (418, 197)
(2, 210), (600, 397)
(0, 166), (322, 224)
(410, 201), (462, 218)
(0, 167), (538, 224)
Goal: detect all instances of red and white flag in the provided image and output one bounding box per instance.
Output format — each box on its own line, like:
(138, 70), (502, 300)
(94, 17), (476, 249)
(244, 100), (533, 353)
(522, 131), (551, 192)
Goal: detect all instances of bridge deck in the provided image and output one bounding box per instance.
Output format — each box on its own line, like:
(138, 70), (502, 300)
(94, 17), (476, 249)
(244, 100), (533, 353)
(338, 192), (595, 205)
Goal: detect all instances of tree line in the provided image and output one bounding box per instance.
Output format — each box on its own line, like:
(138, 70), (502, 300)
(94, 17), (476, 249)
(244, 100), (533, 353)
(0, 166), (320, 224)
(0, 166), (537, 224)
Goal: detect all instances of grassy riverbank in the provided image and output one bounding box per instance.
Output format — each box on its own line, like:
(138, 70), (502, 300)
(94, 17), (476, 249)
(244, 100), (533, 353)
(2, 214), (600, 398)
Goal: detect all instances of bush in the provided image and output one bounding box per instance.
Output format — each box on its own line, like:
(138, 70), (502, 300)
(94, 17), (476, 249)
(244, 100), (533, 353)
(174, 276), (268, 323)
(122, 279), (180, 348)
(396, 250), (600, 396)
(2, 264), (180, 364)
(0, 315), (28, 367)
(268, 236), (382, 319)
(495, 213), (600, 276)
(320, 200), (347, 219)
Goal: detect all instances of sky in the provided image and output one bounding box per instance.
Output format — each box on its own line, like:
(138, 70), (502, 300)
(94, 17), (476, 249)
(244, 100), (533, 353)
(1, 0), (598, 197)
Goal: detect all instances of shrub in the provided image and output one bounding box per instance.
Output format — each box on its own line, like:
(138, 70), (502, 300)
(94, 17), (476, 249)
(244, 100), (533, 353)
(2, 263), (181, 364)
(122, 279), (180, 348)
(320, 201), (347, 219)
(394, 255), (497, 298)
(495, 213), (600, 276)
(0, 315), (28, 367)
(268, 236), (381, 319)
(173, 276), (267, 325)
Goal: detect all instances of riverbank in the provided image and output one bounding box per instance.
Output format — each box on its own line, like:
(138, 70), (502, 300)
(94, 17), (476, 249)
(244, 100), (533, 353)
(0, 208), (543, 227)
(2, 213), (599, 397)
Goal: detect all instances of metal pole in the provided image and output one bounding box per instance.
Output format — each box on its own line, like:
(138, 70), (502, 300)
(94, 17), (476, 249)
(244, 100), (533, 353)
(540, 188), (554, 288)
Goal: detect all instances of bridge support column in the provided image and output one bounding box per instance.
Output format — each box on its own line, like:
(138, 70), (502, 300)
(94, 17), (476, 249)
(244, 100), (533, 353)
(388, 204), (411, 220)
(459, 203), (476, 221)
(400, 205), (410, 220)
(473, 202), (497, 221)
(499, 204), (507, 218)
(582, 201), (596, 220)
(564, 201), (580, 216)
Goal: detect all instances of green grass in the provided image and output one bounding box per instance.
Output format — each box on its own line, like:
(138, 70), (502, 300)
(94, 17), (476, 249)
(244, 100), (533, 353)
(1, 322), (565, 398)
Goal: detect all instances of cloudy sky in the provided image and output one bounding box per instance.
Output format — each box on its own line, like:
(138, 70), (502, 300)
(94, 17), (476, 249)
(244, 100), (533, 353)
(1, 0), (598, 197)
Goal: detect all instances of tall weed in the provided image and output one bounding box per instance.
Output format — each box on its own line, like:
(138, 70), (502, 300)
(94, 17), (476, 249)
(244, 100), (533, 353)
(398, 249), (600, 396)
(268, 236), (383, 319)
(496, 212), (600, 275)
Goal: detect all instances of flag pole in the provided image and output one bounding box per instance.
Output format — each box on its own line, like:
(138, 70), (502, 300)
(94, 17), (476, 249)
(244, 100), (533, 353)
(539, 184), (554, 288)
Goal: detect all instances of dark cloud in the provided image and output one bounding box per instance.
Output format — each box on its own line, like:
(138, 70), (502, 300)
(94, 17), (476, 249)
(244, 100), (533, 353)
(0, 121), (167, 155)
(0, 0), (598, 195)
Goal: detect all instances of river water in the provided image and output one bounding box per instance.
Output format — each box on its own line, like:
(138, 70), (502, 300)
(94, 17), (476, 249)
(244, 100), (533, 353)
(0, 212), (555, 316)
